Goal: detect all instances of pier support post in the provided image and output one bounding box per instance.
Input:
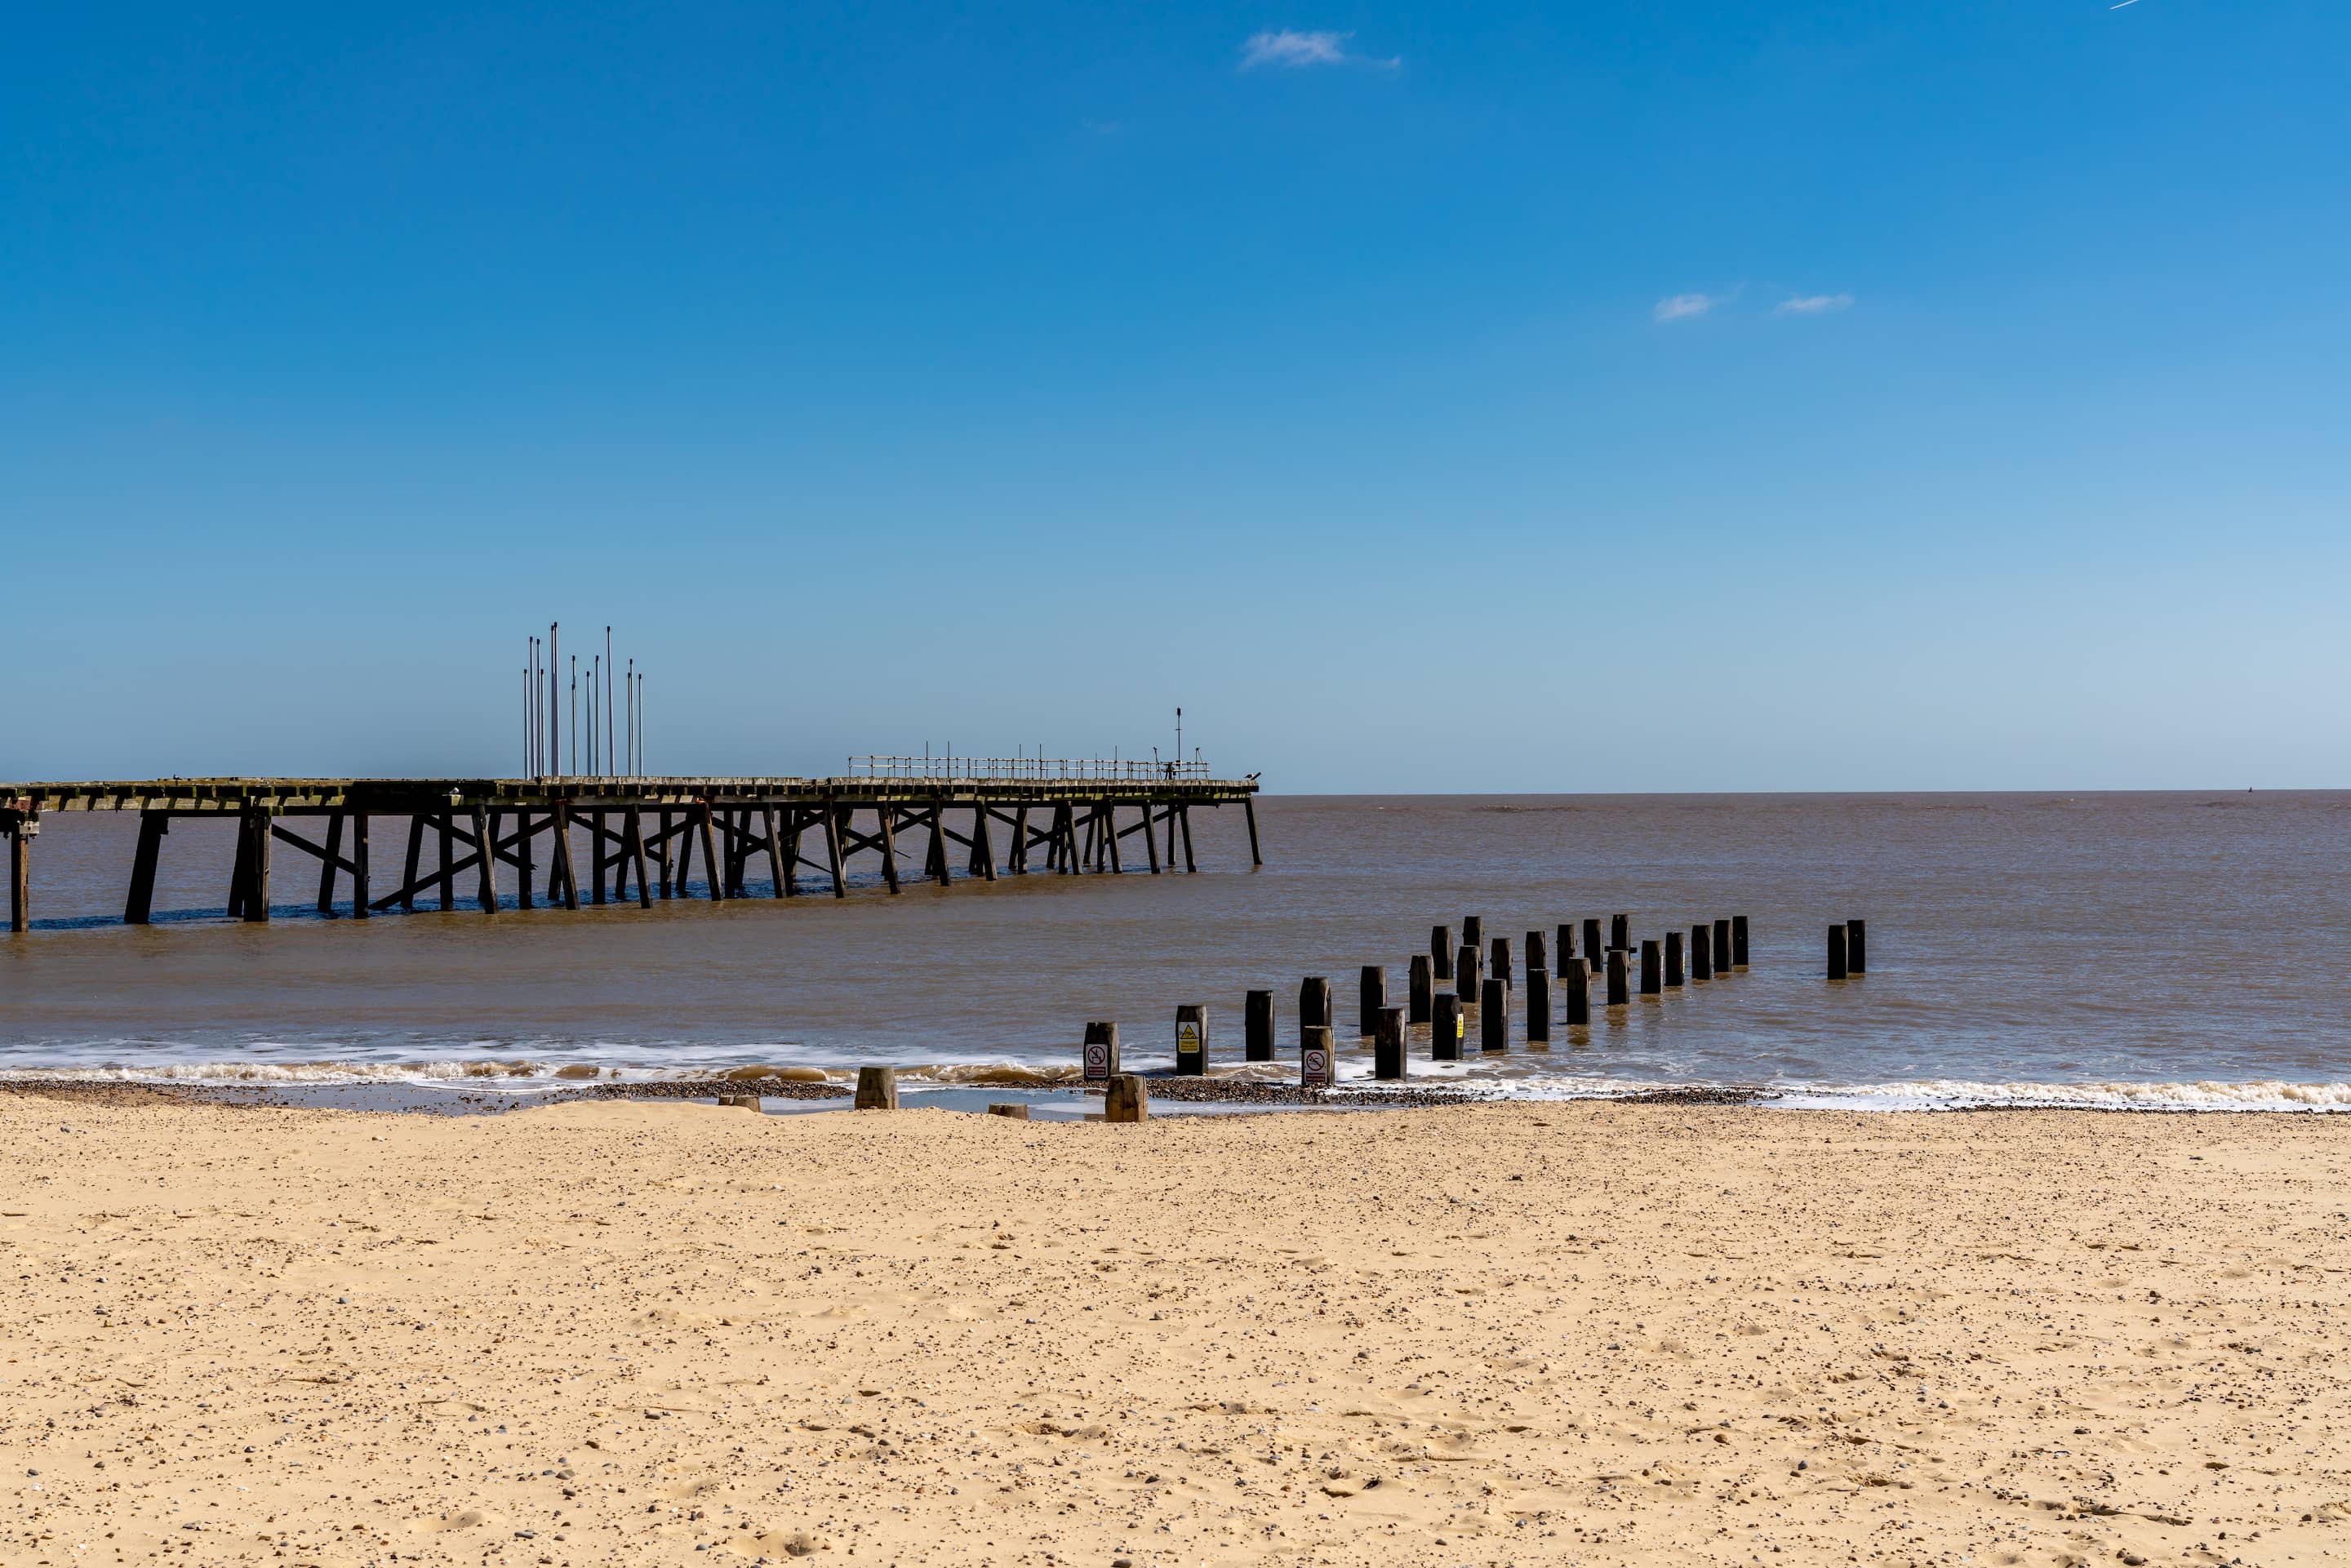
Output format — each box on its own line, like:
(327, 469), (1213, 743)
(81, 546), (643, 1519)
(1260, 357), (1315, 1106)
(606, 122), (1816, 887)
(763, 807), (788, 899)
(402, 815), (425, 912)
(1847, 918), (1867, 974)
(1480, 978), (1510, 1051)
(699, 803), (727, 900)
(1245, 989), (1274, 1061)
(1665, 930), (1684, 987)
(125, 811), (167, 925)
(1732, 914), (1749, 966)
(436, 815), (455, 912)
(351, 814), (370, 919)
(1010, 806), (1029, 874)
(1358, 965), (1387, 1037)
(6, 817), (29, 935)
(317, 811), (344, 915)
(1640, 939), (1661, 996)
(1374, 1006), (1407, 1080)
(1431, 993), (1464, 1060)
(1562, 958), (1590, 1026)
(551, 802), (580, 910)
(1407, 953), (1433, 1024)
(1100, 799), (1122, 874)
(1242, 795), (1262, 867)
(472, 807), (498, 913)
(1715, 918), (1733, 977)
(1176, 1003), (1207, 1075)
(1828, 924), (1849, 980)
(1527, 966), (1551, 1041)
(626, 807), (653, 909)
(825, 806), (848, 898)
(1691, 923), (1712, 980)
(781, 808), (805, 895)
(511, 811), (532, 910)
(656, 809), (674, 898)
(971, 806), (997, 882)
(589, 811), (608, 905)
(1431, 924), (1453, 982)
(874, 806), (899, 895)
(1606, 948), (1629, 1007)
(1178, 805), (1196, 873)
(243, 806), (273, 922)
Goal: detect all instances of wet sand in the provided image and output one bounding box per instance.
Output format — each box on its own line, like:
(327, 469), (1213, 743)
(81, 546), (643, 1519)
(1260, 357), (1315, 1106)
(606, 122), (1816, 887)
(2, 1094), (2344, 1566)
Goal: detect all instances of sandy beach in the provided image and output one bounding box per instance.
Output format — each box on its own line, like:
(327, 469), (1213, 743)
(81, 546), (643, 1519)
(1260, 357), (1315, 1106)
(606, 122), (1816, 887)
(2, 1093), (2345, 1568)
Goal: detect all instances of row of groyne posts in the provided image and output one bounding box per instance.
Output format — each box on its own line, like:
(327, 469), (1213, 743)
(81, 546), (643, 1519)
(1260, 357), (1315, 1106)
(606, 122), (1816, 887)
(1069, 913), (1873, 1091)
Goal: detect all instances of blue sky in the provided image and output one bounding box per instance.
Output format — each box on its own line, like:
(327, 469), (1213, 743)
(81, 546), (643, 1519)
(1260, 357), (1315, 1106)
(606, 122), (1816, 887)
(5, 2), (2345, 790)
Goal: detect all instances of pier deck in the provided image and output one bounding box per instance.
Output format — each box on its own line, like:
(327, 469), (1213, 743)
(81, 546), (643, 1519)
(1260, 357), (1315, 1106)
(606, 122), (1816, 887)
(1, 775), (1261, 931)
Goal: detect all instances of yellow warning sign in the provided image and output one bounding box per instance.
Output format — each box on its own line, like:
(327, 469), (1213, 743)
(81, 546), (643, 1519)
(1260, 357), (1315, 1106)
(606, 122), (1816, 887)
(1176, 1021), (1202, 1053)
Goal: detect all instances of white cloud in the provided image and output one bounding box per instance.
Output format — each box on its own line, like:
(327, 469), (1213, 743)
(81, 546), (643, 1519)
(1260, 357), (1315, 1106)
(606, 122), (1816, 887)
(1240, 29), (1398, 70)
(1653, 292), (1721, 322)
(1775, 293), (1855, 315)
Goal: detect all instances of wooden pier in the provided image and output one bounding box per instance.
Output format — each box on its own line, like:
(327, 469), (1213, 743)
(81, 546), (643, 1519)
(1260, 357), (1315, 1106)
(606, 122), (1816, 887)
(0, 772), (1261, 931)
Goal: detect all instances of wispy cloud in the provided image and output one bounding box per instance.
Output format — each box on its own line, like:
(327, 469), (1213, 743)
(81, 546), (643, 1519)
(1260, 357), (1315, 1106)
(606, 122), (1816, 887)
(1240, 29), (1398, 70)
(1653, 292), (1722, 322)
(1775, 293), (1855, 315)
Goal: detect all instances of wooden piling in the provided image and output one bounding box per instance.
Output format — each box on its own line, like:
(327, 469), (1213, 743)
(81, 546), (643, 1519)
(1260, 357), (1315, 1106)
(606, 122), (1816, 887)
(1639, 939), (1661, 996)
(125, 812), (167, 925)
(824, 806), (848, 898)
(1358, 965), (1388, 1037)
(1491, 936), (1513, 992)
(971, 805), (997, 882)
(763, 807), (788, 899)
(1082, 1020), (1121, 1082)
(1245, 989), (1274, 1061)
(351, 814), (370, 920)
(1606, 948), (1629, 1006)
(552, 802), (580, 911)
(436, 815), (454, 912)
(1243, 796), (1262, 868)
(1526, 929), (1547, 975)
(1374, 1006), (1407, 1080)
(987, 1103), (1029, 1119)
(7, 824), (28, 935)
(1562, 958), (1590, 1026)
(1176, 1003), (1208, 1075)
(1106, 1073), (1149, 1122)
(1177, 805), (1197, 873)
(1664, 930), (1684, 987)
(246, 806), (273, 922)
(626, 807), (653, 910)
(854, 1065), (900, 1110)
(1480, 977), (1510, 1051)
(1610, 913), (1629, 953)
(1828, 925), (1848, 979)
(471, 807), (498, 913)
(1714, 918), (1733, 977)
(1407, 953), (1433, 1024)
(1431, 924), (1454, 981)
(1010, 805), (1031, 875)
(511, 810), (532, 911)
(1299, 975), (1332, 1038)
(317, 811), (344, 915)
(1557, 923), (1576, 971)
(1847, 918), (1867, 974)
(1581, 919), (1602, 974)
(1456, 944), (1482, 1006)
(1732, 914), (1749, 966)
(1300, 1024), (1335, 1088)
(1527, 966), (1551, 1041)
(1431, 993), (1464, 1060)
(1691, 923), (1713, 980)
(1463, 915), (1483, 950)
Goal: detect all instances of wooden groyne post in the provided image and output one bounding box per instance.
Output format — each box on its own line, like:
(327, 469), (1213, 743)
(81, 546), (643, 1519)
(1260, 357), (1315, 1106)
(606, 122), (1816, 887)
(1301, 1024), (1335, 1087)
(1431, 993), (1464, 1061)
(1691, 922), (1713, 980)
(1374, 1006), (1406, 1080)
(1828, 925), (1849, 980)
(1713, 918), (1733, 976)
(1527, 965), (1551, 1041)
(1083, 1020), (1121, 1080)
(1639, 939), (1662, 996)
(1176, 1003), (1207, 1075)
(1664, 930), (1684, 987)
(1606, 948), (1629, 1006)
(1407, 954), (1433, 1024)
(1732, 914), (1750, 966)
(1431, 924), (1453, 981)
(1562, 957), (1590, 1026)
(1358, 966), (1388, 1037)
(1244, 989), (1274, 1061)
(1847, 918), (1867, 973)
(1480, 977), (1510, 1051)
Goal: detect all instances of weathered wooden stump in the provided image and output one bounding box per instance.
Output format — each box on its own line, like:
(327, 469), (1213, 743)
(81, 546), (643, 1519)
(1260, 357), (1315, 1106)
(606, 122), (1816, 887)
(1665, 930), (1685, 987)
(1562, 957), (1591, 1026)
(854, 1066), (899, 1110)
(1691, 922), (1713, 981)
(1105, 1073), (1149, 1123)
(719, 1094), (762, 1112)
(1462, 915), (1484, 951)
(1526, 929), (1547, 976)
(1431, 924), (1454, 982)
(1714, 918), (1733, 977)
(1299, 977), (1332, 1038)
(1828, 925), (1849, 980)
(1581, 919), (1602, 975)
(1847, 918), (1867, 974)
(1374, 1006), (1407, 1080)
(1527, 966), (1551, 1041)
(1358, 966), (1388, 1037)
(987, 1102), (1031, 1119)
(1245, 989), (1274, 1061)
(1431, 993), (1464, 1062)
(1407, 953), (1433, 1024)
(1639, 939), (1662, 996)
(1456, 944), (1482, 1007)
(1732, 914), (1750, 966)
(1491, 935), (1513, 993)
(1481, 977), (1511, 1051)
(1610, 913), (1629, 953)
(1176, 1003), (1208, 1075)
(1082, 1020), (1121, 1082)
(1606, 948), (1629, 1006)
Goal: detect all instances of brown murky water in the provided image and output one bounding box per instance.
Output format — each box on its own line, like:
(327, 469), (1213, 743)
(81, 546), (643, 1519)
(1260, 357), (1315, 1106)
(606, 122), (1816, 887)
(2, 793), (2347, 1108)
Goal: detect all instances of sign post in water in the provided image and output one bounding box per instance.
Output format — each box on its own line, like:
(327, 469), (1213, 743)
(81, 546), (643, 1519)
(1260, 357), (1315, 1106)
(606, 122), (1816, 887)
(1175, 1003), (1207, 1075)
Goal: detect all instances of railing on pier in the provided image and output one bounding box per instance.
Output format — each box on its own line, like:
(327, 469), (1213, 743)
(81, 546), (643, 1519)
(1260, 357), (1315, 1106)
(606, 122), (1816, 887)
(846, 756), (1214, 783)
